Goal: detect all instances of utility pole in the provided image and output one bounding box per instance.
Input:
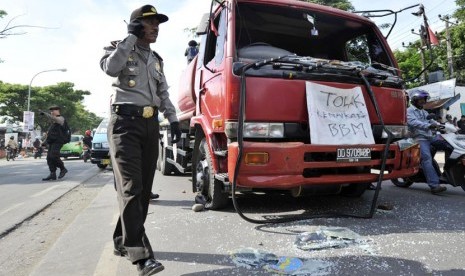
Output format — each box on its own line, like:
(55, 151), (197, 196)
(439, 14), (458, 78)
(411, 28), (428, 84)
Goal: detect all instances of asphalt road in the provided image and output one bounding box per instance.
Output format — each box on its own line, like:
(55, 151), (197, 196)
(1, 154), (465, 275)
(0, 155), (101, 236)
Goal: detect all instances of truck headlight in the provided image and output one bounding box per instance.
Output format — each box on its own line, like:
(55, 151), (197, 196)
(382, 125), (408, 139)
(225, 122), (284, 138)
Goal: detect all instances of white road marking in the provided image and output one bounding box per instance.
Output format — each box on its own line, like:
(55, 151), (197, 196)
(93, 212), (121, 276)
(30, 185), (60, 198)
(93, 241), (120, 276)
(0, 202), (24, 216)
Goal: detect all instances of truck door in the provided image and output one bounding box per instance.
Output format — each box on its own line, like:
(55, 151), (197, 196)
(195, 7), (227, 127)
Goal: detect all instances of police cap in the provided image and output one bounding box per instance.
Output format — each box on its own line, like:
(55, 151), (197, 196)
(130, 5), (168, 23)
(49, 105), (61, 111)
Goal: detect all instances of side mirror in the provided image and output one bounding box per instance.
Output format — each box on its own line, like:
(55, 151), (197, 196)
(196, 13), (210, 35)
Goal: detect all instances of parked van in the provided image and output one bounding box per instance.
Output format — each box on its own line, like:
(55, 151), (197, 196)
(91, 117), (111, 169)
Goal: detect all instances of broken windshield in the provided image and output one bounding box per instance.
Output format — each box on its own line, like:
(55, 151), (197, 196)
(235, 3), (394, 69)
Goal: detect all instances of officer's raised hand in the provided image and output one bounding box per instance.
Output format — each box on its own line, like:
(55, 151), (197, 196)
(170, 122), (181, 143)
(127, 19), (144, 38)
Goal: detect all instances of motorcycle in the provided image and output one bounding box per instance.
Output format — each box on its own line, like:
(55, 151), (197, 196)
(82, 144), (91, 163)
(392, 124), (465, 192)
(33, 146), (43, 159)
(6, 146), (16, 161)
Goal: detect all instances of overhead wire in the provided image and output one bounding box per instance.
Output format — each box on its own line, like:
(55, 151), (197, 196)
(371, 0), (457, 49)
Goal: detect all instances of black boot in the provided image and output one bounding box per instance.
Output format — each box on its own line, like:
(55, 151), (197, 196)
(58, 168), (68, 179)
(42, 172), (57, 181)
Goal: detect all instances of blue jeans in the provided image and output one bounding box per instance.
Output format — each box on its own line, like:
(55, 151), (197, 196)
(418, 137), (453, 188)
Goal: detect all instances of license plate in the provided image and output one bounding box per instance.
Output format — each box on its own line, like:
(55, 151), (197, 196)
(101, 159), (110, 165)
(337, 147), (371, 162)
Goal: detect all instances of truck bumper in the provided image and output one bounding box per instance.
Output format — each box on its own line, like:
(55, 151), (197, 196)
(227, 141), (420, 189)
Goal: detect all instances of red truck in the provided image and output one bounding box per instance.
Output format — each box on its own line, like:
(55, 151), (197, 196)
(158, 0), (420, 209)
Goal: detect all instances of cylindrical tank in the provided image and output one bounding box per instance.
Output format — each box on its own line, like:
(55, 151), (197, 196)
(177, 56), (198, 119)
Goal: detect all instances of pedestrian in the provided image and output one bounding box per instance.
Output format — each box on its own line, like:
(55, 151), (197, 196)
(40, 105), (68, 181)
(184, 40), (198, 64)
(100, 4), (181, 276)
(445, 114), (453, 125)
(457, 115), (465, 134)
(407, 89), (452, 194)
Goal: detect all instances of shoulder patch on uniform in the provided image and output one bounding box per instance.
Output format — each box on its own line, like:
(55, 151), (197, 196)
(152, 51), (163, 61)
(111, 40), (122, 47)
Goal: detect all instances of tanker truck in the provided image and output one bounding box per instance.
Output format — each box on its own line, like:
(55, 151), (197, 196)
(158, 0), (420, 209)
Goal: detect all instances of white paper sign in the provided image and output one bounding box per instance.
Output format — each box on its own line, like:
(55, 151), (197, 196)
(23, 111), (35, 131)
(306, 82), (374, 145)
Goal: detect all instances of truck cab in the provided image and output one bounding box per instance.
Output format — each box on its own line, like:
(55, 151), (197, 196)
(160, 0), (420, 209)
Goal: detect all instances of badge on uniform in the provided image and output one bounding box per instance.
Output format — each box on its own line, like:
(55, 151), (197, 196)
(128, 55), (134, 61)
(155, 62), (161, 73)
(128, 80), (136, 87)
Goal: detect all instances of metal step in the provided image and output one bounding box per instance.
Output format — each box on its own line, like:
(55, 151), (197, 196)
(214, 150), (228, 157)
(214, 173), (231, 192)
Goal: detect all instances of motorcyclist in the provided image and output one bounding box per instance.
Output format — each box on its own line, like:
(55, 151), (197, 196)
(82, 130), (93, 161)
(83, 130), (93, 149)
(7, 136), (18, 157)
(407, 89), (452, 194)
(33, 137), (43, 158)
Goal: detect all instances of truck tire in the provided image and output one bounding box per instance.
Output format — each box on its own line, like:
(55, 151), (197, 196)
(192, 134), (229, 209)
(97, 163), (107, 169)
(159, 144), (175, 176)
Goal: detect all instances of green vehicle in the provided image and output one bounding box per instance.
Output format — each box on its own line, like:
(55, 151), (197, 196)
(60, 135), (84, 159)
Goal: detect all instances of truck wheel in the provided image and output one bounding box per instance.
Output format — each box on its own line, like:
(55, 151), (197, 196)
(340, 183), (370, 197)
(159, 145), (174, 175)
(193, 135), (229, 209)
(97, 164), (107, 169)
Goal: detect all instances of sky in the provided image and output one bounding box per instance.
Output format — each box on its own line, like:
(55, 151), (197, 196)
(0, 0), (458, 117)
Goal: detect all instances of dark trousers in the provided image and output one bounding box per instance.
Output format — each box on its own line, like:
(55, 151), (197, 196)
(46, 143), (64, 173)
(108, 113), (159, 263)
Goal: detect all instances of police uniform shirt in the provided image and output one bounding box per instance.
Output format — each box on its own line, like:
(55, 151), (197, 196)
(100, 34), (178, 123)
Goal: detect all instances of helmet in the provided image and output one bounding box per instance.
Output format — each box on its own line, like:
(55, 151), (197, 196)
(188, 40), (198, 47)
(85, 130), (91, 136)
(410, 89), (430, 104)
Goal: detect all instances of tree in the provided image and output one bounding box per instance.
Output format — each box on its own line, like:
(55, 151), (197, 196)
(393, 0), (465, 86)
(452, 0), (465, 83)
(1, 10), (54, 63)
(0, 81), (102, 134)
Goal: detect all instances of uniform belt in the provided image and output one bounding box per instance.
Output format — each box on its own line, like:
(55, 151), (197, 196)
(112, 105), (157, 118)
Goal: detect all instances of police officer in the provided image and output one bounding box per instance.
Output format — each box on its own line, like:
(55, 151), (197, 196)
(40, 105), (68, 181)
(100, 4), (181, 276)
